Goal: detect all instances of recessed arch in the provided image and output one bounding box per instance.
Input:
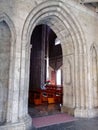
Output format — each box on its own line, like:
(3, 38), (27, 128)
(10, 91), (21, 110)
(90, 44), (98, 108)
(20, 0), (87, 117)
(0, 13), (16, 123)
(22, 0), (86, 52)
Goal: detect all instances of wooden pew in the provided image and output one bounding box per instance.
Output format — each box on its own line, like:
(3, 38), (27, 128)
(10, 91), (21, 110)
(31, 85), (63, 105)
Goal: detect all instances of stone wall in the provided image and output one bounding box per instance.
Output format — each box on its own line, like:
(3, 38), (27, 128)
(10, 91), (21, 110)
(0, 0), (98, 129)
(0, 21), (11, 123)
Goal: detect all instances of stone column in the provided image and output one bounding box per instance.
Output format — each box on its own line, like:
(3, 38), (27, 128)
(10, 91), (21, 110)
(79, 53), (85, 109)
(11, 52), (21, 123)
(24, 44), (32, 116)
(18, 43), (32, 118)
(88, 52), (94, 109)
(40, 25), (46, 87)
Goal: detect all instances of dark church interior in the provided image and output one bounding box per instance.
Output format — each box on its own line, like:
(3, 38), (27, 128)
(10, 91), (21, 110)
(28, 24), (63, 117)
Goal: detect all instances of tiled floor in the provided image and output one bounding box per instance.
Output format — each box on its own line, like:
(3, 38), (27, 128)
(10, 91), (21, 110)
(29, 104), (98, 130)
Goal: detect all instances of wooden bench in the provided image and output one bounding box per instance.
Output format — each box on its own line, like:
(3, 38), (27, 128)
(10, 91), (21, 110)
(29, 85), (63, 105)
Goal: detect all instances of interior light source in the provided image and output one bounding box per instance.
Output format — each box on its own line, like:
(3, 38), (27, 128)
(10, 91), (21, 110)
(56, 69), (61, 85)
(55, 38), (60, 45)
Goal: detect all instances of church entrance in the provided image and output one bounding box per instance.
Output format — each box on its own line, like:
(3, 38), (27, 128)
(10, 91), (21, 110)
(28, 24), (63, 117)
(1, 0), (97, 129)
(21, 1), (87, 124)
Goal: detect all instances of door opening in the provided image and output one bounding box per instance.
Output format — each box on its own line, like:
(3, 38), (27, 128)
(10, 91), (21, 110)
(28, 24), (63, 118)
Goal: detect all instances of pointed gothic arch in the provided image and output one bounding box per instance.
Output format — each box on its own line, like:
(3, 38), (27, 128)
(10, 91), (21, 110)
(0, 13), (16, 123)
(20, 0), (87, 117)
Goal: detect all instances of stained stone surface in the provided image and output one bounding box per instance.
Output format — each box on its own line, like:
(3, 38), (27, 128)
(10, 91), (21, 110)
(0, 0), (98, 129)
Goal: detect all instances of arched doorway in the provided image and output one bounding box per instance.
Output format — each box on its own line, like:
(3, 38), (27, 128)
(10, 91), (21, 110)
(28, 24), (63, 117)
(21, 0), (86, 121)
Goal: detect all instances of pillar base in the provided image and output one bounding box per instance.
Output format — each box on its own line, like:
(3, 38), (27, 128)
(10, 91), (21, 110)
(0, 114), (33, 130)
(61, 106), (75, 116)
(74, 108), (98, 118)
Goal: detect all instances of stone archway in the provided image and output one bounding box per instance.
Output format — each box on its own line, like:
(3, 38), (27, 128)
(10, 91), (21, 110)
(21, 0), (87, 119)
(0, 13), (16, 124)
